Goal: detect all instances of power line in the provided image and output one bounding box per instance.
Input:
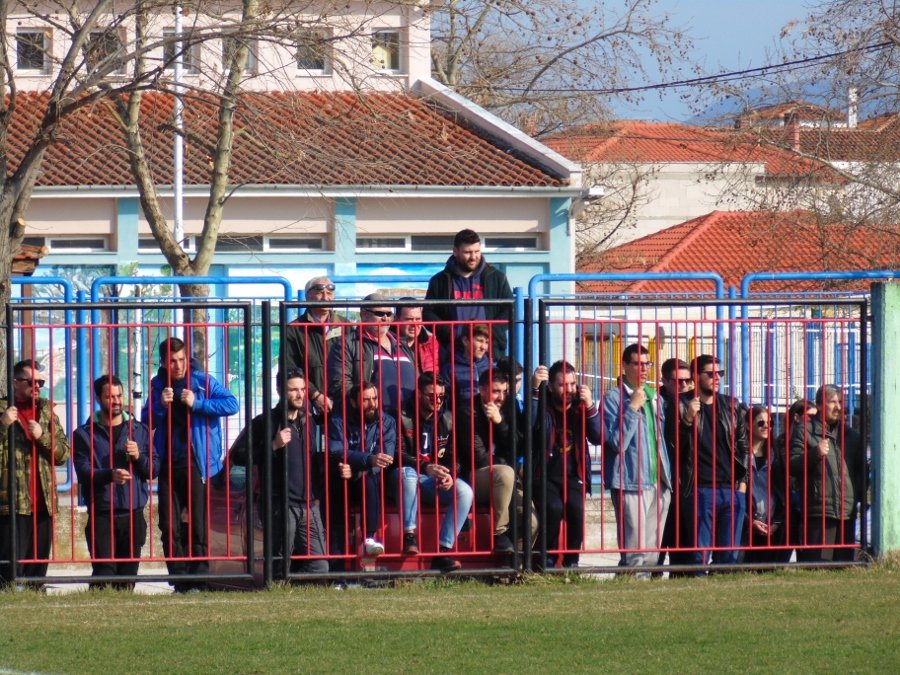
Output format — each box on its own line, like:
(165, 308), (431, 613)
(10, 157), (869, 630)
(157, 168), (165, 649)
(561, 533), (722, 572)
(466, 41), (893, 96)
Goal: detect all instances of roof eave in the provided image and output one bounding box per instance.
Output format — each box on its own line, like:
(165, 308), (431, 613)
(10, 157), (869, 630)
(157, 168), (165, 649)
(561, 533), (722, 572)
(413, 78), (583, 188)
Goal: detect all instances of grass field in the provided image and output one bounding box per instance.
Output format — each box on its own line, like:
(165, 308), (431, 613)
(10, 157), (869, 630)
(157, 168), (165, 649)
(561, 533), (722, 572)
(2, 566), (898, 674)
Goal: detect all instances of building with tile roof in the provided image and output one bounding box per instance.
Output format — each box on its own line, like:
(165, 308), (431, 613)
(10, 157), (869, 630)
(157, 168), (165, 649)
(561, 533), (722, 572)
(10, 2), (583, 298)
(577, 210), (900, 296)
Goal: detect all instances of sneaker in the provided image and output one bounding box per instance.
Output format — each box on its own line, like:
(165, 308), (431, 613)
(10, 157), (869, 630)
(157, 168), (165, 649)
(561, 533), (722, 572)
(431, 547), (462, 573)
(403, 532), (419, 555)
(493, 533), (515, 554)
(364, 538), (385, 556)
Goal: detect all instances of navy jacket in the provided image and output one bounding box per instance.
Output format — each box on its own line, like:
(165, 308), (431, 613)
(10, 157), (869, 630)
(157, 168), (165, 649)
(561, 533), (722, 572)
(74, 412), (156, 512)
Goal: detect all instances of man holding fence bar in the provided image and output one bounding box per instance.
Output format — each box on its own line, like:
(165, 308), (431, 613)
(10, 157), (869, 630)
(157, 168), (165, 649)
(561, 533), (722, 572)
(230, 368), (330, 578)
(74, 375), (156, 590)
(0, 359), (69, 590)
(603, 344), (672, 577)
(678, 355), (748, 569)
(146, 337), (239, 593)
(531, 360), (602, 569)
(789, 385), (863, 563)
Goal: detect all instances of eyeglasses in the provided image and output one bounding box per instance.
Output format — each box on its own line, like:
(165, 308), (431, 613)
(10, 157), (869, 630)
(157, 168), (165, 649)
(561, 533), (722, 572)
(15, 377), (45, 388)
(756, 421), (770, 429)
(367, 309), (393, 318)
(308, 283), (335, 293)
(627, 361), (653, 369)
(700, 369), (725, 378)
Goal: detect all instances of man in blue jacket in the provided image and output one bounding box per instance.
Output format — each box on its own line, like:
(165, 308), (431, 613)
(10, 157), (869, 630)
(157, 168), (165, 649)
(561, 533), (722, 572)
(602, 344), (672, 576)
(146, 337), (239, 593)
(74, 375), (156, 590)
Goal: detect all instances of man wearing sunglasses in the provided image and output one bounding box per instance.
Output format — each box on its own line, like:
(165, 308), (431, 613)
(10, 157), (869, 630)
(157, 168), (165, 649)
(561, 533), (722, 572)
(602, 344), (672, 577)
(678, 354), (748, 569)
(1, 359), (70, 589)
(282, 276), (344, 413)
(328, 293), (416, 416)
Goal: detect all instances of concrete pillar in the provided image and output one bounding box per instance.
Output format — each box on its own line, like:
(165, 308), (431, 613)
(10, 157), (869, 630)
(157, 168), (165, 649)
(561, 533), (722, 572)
(871, 282), (900, 555)
(333, 197), (357, 278)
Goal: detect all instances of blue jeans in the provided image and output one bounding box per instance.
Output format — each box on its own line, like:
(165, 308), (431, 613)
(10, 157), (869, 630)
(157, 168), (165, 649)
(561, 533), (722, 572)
(695, 486), (746, 565)
(409, 469), (473, 549)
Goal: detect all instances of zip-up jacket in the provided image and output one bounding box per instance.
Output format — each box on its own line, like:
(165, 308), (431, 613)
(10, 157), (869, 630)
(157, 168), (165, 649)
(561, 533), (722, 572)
(73, 411), (155, 512)
(327, 411), (397, 480)
(532, 398), (602, 492)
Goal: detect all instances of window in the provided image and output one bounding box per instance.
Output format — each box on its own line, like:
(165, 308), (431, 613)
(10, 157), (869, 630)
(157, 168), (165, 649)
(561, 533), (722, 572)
(163, 28), (200, 73)
(357, 237), (407, 251)
(47, 237), (108, 252)
(371, 30), (401, 72)
(215, 235), (264, 252)
(410, 235), (455, 251)
(295, 29), (331, 73)
(483, 236), (539, 251)
(138, 236), (195, 253)
(85, 30), (125, 74)
(17, 30), (49, 72)
(265, 237), (323, 251)
(222, 34), (258, 75)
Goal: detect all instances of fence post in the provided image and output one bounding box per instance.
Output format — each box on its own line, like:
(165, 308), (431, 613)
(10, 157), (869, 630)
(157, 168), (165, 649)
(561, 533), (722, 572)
(871, 283), (900, 557)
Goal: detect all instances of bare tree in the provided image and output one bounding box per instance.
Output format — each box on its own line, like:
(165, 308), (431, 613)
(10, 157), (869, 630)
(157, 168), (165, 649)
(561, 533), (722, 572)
(431, 0), (692, 136)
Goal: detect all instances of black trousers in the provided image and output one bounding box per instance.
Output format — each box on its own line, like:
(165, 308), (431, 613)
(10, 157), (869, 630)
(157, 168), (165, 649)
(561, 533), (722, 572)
(535, 478), (585, 568)
(85, 509), (148, 590)
(158, 463), (209, 589)
(0, 511), (52, 586)
(796, 517), (857, 563)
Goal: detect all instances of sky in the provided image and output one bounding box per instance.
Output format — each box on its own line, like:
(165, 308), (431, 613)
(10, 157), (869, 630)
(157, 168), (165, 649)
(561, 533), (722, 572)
(614, 0), (815, 122)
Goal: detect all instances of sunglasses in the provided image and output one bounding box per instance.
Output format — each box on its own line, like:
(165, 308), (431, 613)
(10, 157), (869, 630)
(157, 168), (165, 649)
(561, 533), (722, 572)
(367, 309), (393, 318)
(15, 377), (46, 388)
(308, 283), (336, 293)
(700, 369), (725, 378)
(756, 421), (770, 429)
(668, 377), (692, 385)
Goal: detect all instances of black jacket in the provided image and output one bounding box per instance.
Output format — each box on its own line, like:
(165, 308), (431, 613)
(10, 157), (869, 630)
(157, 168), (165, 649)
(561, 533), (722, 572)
(230, 405), (324, 504)
(455, 393), (515, 481)
(281, 311), (344, 402)
(676, 392), (749, 498)
(400, 403), (457, 475)
(423, 256), (513, 354)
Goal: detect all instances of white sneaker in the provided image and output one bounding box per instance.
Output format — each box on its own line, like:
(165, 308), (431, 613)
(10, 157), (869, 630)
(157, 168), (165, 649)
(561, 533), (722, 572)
(364, 538), (385, 556)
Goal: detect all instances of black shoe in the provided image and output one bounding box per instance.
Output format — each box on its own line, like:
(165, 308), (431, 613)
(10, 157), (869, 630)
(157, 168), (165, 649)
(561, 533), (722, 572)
(403, 532), (419, 556)
(431, 547), (462, 573)
(493, 533), (515, 554)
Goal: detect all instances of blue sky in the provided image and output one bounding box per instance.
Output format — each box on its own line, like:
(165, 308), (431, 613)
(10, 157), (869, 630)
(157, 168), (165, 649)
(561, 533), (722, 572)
(614, 0), (813, 122)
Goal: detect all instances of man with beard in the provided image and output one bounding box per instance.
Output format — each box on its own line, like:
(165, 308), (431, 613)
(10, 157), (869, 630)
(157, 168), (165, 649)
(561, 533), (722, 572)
(74, 374), (155, 589)
(399, 372), (474, 572)
(327, 381), (395, 564)
(790, 385), (863, 562)
(532, 360), (602, 569)
(424, 229), (513, 357)
(678, 355), (748, 568)
(1, 360), (70, 589)
(230, 368), (334, 578)
(146, 337), (239, 593)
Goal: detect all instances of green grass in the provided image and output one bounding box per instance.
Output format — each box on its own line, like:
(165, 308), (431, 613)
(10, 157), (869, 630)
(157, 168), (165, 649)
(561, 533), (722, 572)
(2, 567), (899, 674)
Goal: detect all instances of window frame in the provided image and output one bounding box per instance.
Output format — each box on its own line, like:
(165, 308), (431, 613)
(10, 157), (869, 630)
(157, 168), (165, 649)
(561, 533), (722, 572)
(163, 28), (201, 74)
(16, 28), (51, 73)
(371, 29), (403, 74)
(295, 29), (332, 75)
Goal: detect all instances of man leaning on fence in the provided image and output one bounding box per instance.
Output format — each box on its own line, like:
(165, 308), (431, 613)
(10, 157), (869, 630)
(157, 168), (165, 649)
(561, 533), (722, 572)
(146, 337), (239, 593)
(74, 374), (156, 590)
(678, 355), (748, 569)
(1, 360), (70, 590)
(602, 344), (672, 577)
(230, 368), (329, 578)
(789, 385), (864, 563)
(531, 360), (601, 569)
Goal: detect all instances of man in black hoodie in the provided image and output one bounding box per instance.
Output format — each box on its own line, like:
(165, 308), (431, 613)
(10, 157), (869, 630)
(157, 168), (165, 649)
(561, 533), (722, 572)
(230, 368), (331, 578)
(424, 228), (513, 357)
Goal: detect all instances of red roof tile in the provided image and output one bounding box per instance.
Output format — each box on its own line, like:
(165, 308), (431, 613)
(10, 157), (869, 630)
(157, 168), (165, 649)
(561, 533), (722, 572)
(578, 211), (900, 295)
(759, 113), (900, 162)
(12, 243), (47, 276)
(543, 120), (838, 181)
(8, 92), (566, 188)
